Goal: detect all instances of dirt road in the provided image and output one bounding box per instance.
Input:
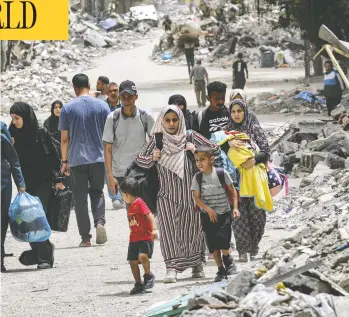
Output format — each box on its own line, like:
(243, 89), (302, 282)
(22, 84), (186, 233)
(2, 39), (301, 317)
(1, 198), (295, 317)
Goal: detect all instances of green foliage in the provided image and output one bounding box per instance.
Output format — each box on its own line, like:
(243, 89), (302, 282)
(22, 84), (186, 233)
(265, 0), (349, 49)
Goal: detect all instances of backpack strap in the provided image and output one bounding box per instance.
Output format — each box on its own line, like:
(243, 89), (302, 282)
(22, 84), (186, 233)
(197, 109), (205, 130)
(194, 171), (203, 213)
(113, 108), (148, 143)
(139, 109), (148, 135)
(195, 171), (203, 196)
(216, 167), (226, 188)
(216, 167), (233, 205)
(112, 109), (121, 143)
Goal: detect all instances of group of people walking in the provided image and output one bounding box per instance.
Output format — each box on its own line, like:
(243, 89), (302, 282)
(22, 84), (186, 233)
(1, 73), (271, 296)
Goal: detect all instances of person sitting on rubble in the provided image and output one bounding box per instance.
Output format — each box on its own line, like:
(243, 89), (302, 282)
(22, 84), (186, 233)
(162, 15), (172, 32)
(168, 94), (194, 130)
(226, 99), (270, 262)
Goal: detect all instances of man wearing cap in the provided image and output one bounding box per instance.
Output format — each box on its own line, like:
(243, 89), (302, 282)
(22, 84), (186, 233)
(103, 80), (155, 206)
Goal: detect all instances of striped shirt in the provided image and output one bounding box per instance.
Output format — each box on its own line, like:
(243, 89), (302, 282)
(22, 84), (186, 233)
(191, 168), (233, 215)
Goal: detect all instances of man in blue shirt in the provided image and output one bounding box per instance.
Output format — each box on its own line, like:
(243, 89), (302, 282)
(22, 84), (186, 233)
(59, 73), (110, 247)
(1, 121), (26, 272)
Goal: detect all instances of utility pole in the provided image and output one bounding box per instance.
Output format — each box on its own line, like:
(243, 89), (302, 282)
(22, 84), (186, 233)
(304, 33), (311, 85)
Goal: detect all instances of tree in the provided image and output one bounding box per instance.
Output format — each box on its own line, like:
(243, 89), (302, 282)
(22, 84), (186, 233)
(265, 0), (349, 49)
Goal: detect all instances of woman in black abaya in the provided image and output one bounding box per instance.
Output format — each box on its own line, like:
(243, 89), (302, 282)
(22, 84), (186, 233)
(9, 102), (64, 269)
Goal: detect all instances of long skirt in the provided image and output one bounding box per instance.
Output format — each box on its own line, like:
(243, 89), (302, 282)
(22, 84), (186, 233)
(232, 197), (266, 256)
(157, 196), (205, 273)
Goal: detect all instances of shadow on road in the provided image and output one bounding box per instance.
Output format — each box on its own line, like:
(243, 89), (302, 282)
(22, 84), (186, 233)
(4, 268), (38, 274)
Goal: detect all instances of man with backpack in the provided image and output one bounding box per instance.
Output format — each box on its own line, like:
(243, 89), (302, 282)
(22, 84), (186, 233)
(194, 81), (230, 139)
(103, 80), (154, 210)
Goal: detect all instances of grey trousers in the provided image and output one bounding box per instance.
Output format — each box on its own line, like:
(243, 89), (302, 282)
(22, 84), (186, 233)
(194, 80), (206, 107)
(70, 163), (106, 242)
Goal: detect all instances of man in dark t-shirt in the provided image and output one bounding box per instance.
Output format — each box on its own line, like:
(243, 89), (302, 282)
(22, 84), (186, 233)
(232, 53), (248, 89)
(194, 81), (230, 139)
(162, 15), (172, 31)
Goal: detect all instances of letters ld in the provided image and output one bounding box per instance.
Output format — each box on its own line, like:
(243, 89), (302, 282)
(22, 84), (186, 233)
(0, 1), (37, 29)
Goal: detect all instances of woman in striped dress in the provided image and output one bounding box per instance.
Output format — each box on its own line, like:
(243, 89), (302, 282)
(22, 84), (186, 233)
(136, 105), (222, 283)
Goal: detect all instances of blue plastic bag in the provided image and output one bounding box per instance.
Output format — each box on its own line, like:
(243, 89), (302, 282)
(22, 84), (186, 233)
(295, 91), (315, 104)
(9, 192), (51, 243)
(162, 51), (173, 60)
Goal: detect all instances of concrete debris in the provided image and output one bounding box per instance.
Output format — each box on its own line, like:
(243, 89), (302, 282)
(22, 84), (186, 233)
(268, 166), (349, 287)
(174, 165), (349, 316)
(151, 0), (304, 69)
(269, 118), (349, 175)
(0, 7), (158, 113)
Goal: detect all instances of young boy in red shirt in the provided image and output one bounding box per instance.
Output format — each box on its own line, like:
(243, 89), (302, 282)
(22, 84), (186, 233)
(120, 178), (158, 295)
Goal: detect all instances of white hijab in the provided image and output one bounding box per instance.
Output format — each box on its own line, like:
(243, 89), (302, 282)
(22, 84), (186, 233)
(230, 89), (246, 101)
(151, 105), (187, 179)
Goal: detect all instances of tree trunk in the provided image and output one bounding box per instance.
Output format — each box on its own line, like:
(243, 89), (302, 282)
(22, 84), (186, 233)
(304, 38), (311, 83)
(0, 41), (8, 73)
(313, 55), (323, 76)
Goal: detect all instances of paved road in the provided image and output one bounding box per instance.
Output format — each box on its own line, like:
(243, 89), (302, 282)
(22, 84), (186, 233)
(2, 40), (300, 317)
(62, 40), (304, 114)
(1, 197), (295, 317)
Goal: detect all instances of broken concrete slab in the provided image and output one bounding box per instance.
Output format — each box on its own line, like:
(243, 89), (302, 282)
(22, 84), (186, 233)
(84, 29), (108, 47)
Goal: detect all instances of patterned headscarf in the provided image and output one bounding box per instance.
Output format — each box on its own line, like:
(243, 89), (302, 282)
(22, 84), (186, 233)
(230, 89), (246, 102)
(228, 99), (270, 154)
(151, 105), (187, 178)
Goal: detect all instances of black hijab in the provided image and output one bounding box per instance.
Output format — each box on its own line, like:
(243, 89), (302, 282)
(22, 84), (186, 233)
(168, 94), (187, 110)
(9, 102), (39, 154)
(45, 100), (62, 138)
(168, 94), (193, 130)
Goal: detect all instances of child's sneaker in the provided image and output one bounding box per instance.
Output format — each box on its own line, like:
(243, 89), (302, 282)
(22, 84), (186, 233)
(130, 282), (144, 295)
(223, 254), (237, 275)
(192, 264), (205, 278)
(214, 266), (227, 282)
(144, 273), (155, 289)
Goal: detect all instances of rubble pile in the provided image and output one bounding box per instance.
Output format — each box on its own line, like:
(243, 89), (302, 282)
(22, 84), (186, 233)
(152, 1), (304, 69)
(249, 87), (349, 115)
(147, 166), (349, 317)
(268, 167), (349, 285)
(0, 7), (158, 113)
(0, 70), (74, 115)
(4, 10), (156, 73)
(269, 115), (349, 176)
